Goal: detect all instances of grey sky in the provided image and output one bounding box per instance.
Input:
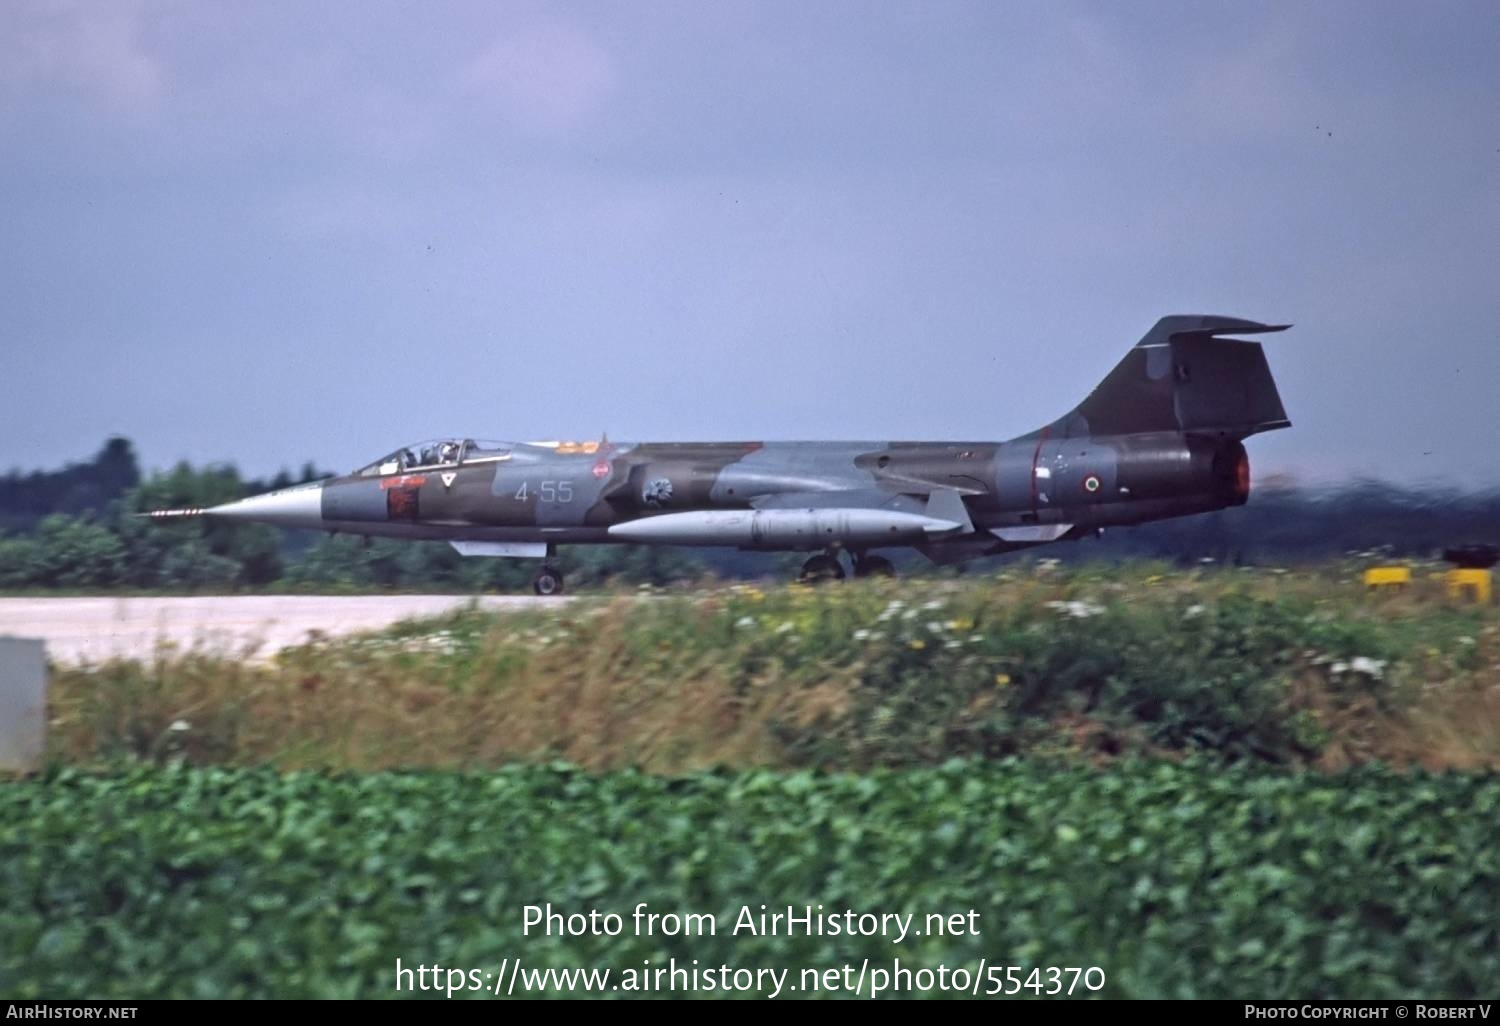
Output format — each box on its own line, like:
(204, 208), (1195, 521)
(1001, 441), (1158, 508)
(3, 1), (1497, 486)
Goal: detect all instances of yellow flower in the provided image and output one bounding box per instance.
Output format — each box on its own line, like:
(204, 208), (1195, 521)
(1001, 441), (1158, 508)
(1145, 575), (1163, 585)
(948, 617), (975, 632)
(994, 673), (1012, 687)
(908, 639), (926, 651)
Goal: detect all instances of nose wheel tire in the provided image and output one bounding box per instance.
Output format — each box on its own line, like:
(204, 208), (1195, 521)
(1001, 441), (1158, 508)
(853, 555), (896, 579)
(533, 567), (565, 596)
(798, 553), (845, 583)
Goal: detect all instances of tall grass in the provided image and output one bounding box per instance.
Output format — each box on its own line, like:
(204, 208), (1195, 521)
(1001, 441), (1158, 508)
(44, 563), (1500, 773)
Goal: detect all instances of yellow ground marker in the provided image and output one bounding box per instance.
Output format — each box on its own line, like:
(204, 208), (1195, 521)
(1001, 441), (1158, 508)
(1445, 568), (1493, 604)
(1363, 566), (1412, 591)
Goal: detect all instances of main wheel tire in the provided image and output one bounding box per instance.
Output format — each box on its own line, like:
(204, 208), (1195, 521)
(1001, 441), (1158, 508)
(799, 553), (845, 583)
(853, 555), (896, 579)
(533, 568), (565, 596)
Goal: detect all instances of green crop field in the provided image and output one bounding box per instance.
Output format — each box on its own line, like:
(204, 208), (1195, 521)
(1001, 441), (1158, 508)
(3, 761), (1497, 999)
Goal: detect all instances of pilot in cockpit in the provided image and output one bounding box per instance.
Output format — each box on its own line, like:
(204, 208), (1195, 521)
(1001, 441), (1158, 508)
(439, 441), (460, 464)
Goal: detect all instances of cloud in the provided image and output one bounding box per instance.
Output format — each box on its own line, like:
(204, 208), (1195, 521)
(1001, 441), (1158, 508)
(460, 16), (616, 136)
(0, 0), (163, 111)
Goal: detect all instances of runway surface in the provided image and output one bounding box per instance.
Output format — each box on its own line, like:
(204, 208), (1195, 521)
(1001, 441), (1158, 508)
(0, 595), (557, 664)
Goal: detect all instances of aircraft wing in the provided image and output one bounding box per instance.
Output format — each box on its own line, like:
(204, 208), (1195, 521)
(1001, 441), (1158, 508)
(750, 489), (916, 512)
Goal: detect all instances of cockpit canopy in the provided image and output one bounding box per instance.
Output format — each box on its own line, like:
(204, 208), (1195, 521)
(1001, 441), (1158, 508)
(354, 439), (513, 477)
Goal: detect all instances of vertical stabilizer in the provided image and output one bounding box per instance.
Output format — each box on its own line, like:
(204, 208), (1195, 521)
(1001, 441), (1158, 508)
(1039, 315), (1292, 440)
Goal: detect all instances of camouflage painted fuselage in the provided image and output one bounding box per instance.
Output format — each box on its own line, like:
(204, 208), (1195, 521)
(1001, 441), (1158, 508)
(310, 433), (1245, 559)
(148, 315), (1293, 568)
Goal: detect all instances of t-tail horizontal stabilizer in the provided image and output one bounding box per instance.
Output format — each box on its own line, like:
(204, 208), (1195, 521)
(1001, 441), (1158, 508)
(1047, 314), (1293, 441)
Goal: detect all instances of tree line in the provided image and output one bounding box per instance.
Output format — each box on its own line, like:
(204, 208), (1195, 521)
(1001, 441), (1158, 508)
(0, 438), (1494, 591)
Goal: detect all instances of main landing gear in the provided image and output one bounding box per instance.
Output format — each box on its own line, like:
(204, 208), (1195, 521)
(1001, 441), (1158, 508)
(798, 551), (897, 583)
(798, 553), (845, 583)
(533, 565), (565, 596)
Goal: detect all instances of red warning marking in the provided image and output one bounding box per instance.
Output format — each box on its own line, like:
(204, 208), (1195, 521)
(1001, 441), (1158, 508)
(592, 461), (610, 479)
(387, 487), (419, 520)
(380, 474), (427, 490)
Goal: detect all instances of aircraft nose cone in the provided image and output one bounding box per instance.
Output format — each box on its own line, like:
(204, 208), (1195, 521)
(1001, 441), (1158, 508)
(206, 482), (324, 529)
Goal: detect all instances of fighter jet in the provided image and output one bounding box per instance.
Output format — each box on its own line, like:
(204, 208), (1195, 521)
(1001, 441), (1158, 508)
(146, 315), (1292, 595)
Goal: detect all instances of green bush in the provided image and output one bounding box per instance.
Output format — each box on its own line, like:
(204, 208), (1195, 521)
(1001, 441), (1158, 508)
(684, 584), (1452, 767)
(0, 515), (128, 588)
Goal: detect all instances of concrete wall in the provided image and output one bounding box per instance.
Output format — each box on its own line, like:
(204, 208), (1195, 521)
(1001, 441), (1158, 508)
(0, 636), (46, 773)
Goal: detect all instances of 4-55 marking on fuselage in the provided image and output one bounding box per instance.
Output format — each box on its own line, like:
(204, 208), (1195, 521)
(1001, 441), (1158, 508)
(515, 480), (576, 503)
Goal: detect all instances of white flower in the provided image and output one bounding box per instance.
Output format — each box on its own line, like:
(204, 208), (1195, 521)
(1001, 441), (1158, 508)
(1349, 656), (1386, 678)
(925, 621), (945, 633)
(169, 720), (191, 732)
(920, 600), (945, 611)
(1044, 599), (1104, 619)
(735, 616), (756, 629)
(1185, 604), (1206, 617)
(852, 628), (872, 641)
